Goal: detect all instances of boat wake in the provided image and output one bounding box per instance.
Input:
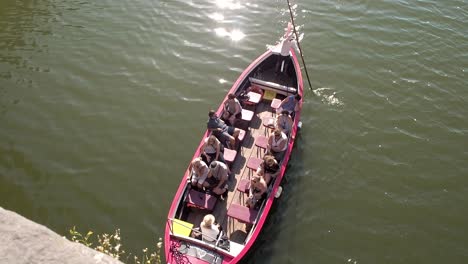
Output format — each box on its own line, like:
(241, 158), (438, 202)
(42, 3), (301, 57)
(313, 87), (344, 106)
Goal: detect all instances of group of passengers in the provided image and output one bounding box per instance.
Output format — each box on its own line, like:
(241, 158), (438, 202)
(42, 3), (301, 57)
(187, 101), (243, 198)
(188, 158), (230, 197)
(188, 92), (301, 205)
(245, 94), (301, 209)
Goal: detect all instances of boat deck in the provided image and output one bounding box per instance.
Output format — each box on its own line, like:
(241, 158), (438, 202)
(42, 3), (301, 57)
(185, 96), (284, 244)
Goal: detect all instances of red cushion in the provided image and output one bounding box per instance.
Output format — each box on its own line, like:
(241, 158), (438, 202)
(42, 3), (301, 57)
(224, 148), (237, 162)
(241, 109), (254, 122)
(271, 98), (282, 109)
(255, 135), (268, 149)
(246, 157), (262, 170)
(237, 178), (250, 193)
(247, 91), (262, 104)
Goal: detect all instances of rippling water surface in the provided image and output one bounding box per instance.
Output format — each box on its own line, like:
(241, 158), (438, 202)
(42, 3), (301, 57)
(1, 0), (467, 263)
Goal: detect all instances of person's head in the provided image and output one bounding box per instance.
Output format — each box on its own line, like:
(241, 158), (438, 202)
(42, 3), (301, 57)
(208, 135), (217, 145)
(265, 155), (277, 167)
(201, 214), (215, 228)
(251, 175), (261, 184)
(192, 157), (202, 168)
(281, 110), (289, 116)
(208, 110), (217, 118)
(228, 93), (236, 100)
(273, 129), (282, 138)
(294, 94), (301, 101)
(210, 161), (218, 170)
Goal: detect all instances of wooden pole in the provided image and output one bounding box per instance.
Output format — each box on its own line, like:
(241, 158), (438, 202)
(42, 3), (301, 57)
(286, 0), (313, 90)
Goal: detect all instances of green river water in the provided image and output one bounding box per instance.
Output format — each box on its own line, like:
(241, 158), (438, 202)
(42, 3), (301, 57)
(1, 0), (467, 263)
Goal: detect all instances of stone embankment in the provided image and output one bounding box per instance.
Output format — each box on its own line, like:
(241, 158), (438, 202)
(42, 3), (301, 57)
(0, 207), (122, 264)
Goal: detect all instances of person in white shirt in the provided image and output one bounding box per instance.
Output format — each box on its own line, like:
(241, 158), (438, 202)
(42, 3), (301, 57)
(275, 22), (295, 74)
(200, 135), (225, 165)
(275, 110), (294, 135)
(200, 214), (220, 243)
(267, 129), (288, 162)
(188, 157), (209, 189)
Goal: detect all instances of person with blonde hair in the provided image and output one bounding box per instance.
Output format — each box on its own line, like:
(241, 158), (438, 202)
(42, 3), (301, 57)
(200, 135), (225, 165)
(256, 155), (280, 184)
(275, 110), (293, 135)
(222, 93), (242, 126)
(246, 175), (267, 209)
(187, 157), (209, 189)
(267, 129), (288, 162)
(200, 214), (220, 243)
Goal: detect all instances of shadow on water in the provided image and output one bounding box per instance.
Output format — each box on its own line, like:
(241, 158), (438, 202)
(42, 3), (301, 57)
(242, 130), (306, 264)
(0, 142), (42, 217)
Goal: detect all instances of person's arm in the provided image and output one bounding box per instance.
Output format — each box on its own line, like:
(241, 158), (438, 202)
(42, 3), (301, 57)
(294, 101), (301, 112)
(215, 169), (228, 189)
(216, 174), (227, 189)
(200, 142), (207, 157)
(256, 164), (264, 176)
(267, 136), (272, 152)
(280, 96), (290, 108)
(215, 142), (220, 161)
(187, 162), (194, 180)
(276, 138), (287, 151)
(207, 125), (222, 133)
(235, 99), (242, 114)
(275, 116), (281, 129)
(202, 167), (209, 179)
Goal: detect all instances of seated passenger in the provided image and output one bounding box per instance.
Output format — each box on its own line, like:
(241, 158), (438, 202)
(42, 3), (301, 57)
(200, 135), (225, 165)
(188, 157), (209, 189)
(207, 110), (240, 149)
(267, 129), (288, 162)
(246, 175), (267, 209)
(222, 93), (242, 126)
(277, 94), (301, 118)
(200, 214), (220, 243)
(204, 161), (229, 197)
(275, 110), (293, 135)
(256, 154), (280, 185)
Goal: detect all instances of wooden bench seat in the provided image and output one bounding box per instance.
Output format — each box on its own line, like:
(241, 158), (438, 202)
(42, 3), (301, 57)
(236, 178), (250, 193)
(227, 203), (259, 224)
(223, 148), (237, 168)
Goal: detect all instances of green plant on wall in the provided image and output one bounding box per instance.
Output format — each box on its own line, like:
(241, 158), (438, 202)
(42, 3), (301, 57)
(69, 226), (162, 264)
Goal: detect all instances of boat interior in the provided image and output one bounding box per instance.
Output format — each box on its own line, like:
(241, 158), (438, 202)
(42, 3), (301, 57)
(167, 54), (299, 261)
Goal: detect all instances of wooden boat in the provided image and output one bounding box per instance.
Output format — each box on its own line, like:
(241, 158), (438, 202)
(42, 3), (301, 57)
(165, 25), (304, 264)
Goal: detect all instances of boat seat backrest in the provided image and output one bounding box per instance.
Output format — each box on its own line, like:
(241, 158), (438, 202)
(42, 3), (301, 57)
(249, 77), (297, 96)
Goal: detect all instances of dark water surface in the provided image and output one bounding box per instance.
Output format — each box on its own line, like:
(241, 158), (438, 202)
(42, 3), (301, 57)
(1, 0), (467, 263)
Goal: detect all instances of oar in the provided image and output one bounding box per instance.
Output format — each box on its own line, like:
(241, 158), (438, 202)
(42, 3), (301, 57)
(286, 0), (313, 90)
